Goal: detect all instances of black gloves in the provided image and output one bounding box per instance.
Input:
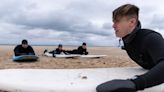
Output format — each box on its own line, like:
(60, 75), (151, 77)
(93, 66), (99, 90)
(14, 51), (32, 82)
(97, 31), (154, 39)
(96, 79), (136, 92)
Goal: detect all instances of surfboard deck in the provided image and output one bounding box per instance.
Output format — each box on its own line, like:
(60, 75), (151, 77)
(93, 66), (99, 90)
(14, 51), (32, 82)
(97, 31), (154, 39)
(44, 52), (80, 58)
(44, 52), (106, 58)
(0, 67), (163, 92)
(13, 55), (38, 61)
(80, 55), (107, 58)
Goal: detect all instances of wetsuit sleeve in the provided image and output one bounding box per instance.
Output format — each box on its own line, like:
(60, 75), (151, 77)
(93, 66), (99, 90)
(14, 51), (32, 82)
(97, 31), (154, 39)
(132, 33), (164, 90)
(85, 49), (88, 55)
(14, 45), (21, 56)
(63, 50), (69, 54)
(28, 46), (35, 55)
(49, 50), (53, 54)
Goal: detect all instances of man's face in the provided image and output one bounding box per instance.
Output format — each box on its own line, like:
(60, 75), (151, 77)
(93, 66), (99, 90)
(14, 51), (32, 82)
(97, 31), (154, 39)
(58, 46), (62, 50)
(22, 44), (28, 48)
(82, 45), (86, 49)
(112, 16), (136, 38)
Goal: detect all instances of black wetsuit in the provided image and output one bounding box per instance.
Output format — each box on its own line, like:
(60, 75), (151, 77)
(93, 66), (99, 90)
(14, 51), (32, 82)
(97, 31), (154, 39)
(77, 46), (88, 55)
(66, 46), (88, 55)
(49, 48), (67, 54)
(96, 21), (164, 92)
(14, 45), (35, 56)
(122, 21), (164, 91)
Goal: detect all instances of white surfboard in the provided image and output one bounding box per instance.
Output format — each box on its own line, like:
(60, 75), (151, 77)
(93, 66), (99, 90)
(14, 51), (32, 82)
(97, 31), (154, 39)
(44, 52), (106, 58)
(0, 67), (163, 92)
(80, 55), (107, 58)
(44, 52), (80, 58)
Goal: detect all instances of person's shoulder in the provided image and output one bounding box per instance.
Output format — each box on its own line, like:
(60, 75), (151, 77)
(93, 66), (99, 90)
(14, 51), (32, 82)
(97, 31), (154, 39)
(14, 45), (22, 50)
(78, 46), (82, 48)
(140, 29), (164, 44)
(137, 29), (162, 39)
(140, 29), (161, 35)
(16, 45), (21, 47)
(28, 45), (33, 48)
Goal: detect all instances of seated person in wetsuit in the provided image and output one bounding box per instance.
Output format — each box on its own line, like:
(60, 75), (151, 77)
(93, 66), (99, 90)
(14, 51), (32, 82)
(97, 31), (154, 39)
(66, 42), (89, 55)
(14, 39), (35, 56)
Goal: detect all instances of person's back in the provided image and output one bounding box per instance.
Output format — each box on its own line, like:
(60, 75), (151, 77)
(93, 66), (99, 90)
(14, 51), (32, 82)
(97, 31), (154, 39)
(14, 40), (35, 56)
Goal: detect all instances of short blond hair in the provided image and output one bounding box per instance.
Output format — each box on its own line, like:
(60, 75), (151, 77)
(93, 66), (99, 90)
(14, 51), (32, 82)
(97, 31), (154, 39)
(113, 4), (139, 21)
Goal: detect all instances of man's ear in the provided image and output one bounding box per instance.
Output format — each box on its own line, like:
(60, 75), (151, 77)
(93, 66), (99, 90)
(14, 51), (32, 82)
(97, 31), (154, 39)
(129, 18), (137, 27)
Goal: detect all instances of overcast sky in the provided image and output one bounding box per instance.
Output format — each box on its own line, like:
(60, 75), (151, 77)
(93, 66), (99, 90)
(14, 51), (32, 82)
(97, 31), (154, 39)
(0, 0), (164, 46)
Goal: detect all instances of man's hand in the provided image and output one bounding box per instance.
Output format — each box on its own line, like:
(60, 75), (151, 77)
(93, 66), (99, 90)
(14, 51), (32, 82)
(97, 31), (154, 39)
(96, 79), (136, 92)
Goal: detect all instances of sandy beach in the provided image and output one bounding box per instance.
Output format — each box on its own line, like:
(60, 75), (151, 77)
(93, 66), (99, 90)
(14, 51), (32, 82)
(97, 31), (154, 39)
(0, 45), (138, 69)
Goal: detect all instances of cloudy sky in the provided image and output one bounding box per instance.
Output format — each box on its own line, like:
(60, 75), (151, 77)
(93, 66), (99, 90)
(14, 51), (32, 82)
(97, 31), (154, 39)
(0, 0), (164, 46)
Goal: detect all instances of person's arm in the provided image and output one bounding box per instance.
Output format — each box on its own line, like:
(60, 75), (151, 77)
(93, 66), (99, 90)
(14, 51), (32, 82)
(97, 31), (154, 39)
(28, 46), (35, 55)
(14, 45), (23, 56)
(132, 61), (164, 90)
(84, 49), (88, 55)
(131, 33), (164, 90)
(62, 49), (69, 55)
(97, 60), (164, 92)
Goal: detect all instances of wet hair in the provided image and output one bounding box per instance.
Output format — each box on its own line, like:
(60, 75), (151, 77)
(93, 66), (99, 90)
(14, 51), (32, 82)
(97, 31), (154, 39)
(22, 39), (28, 44)
(113, 4), (139, 21)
